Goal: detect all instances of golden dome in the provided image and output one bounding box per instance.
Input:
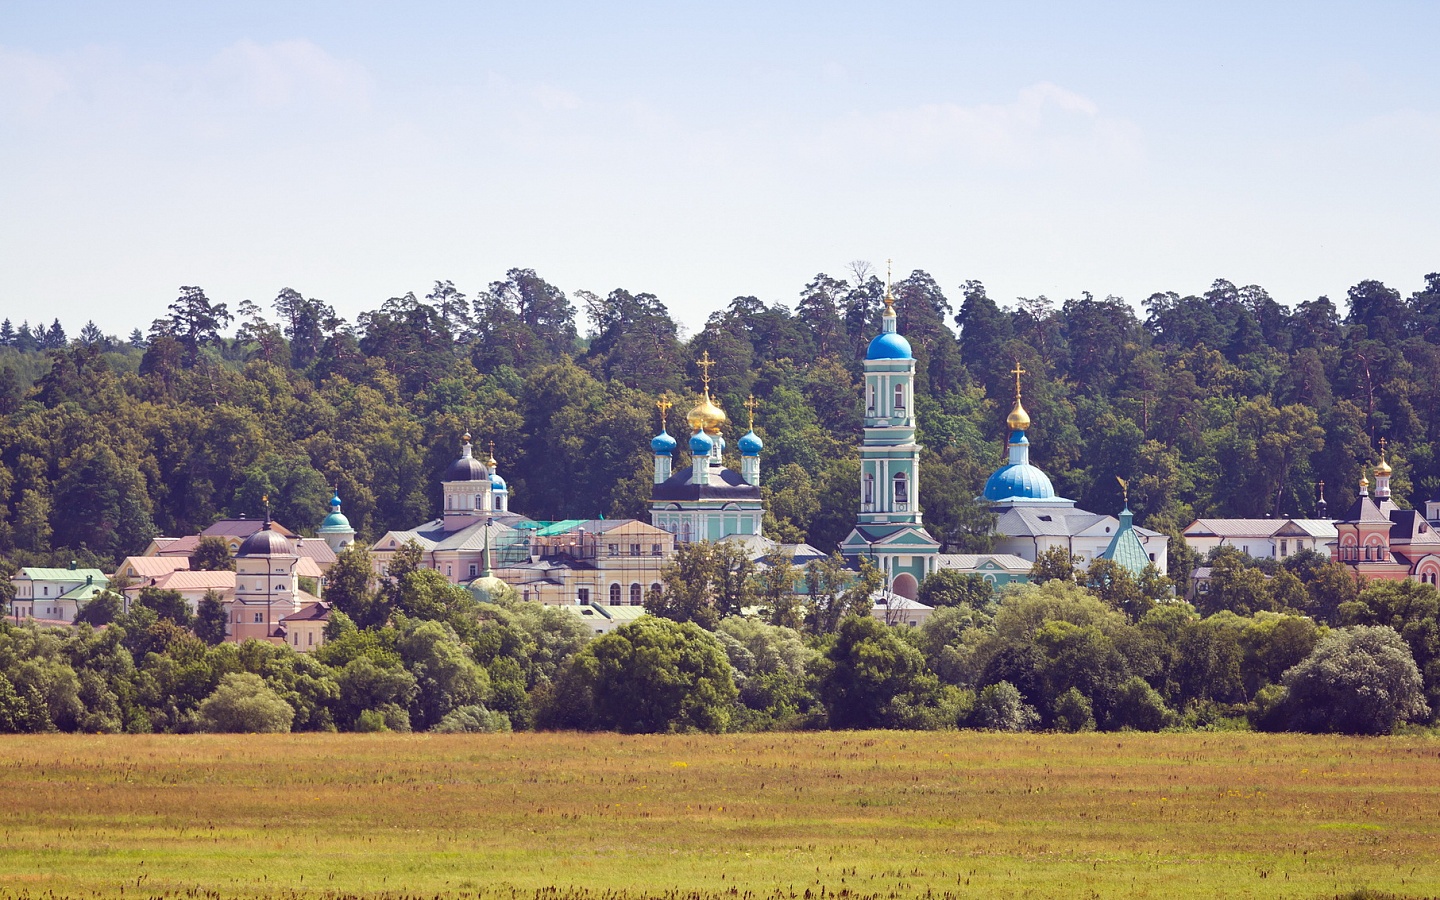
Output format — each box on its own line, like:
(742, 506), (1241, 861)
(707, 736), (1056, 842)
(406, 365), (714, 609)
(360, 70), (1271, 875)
(1007, 399), (1031, 431)
(687, 391), (728, 434)
(1376, 459), (1393, 477)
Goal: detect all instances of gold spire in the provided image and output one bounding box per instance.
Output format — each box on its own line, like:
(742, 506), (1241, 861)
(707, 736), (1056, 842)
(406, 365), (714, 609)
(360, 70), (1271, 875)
(1116, 476), (1129, 505)
(882, 258), (896, 315)
(486, 440), (497, 468)
(687, 351), (728, 434)
(1376, 437), (1392, 476)
(744, 394), (758, 431)
(697, 351), (715, 393)
(656, 394), (673, 431)
(1006, 361), (1031, 431)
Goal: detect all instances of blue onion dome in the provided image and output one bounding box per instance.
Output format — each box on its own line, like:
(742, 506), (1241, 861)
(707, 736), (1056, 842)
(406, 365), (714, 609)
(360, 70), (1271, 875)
(490, 471), (507, 491)
(320, 493), (351, 530)
(689, 430), (714, 455)
(866, 332), (913, 360)
(739, 429), (764, 456)
(983, 461), (1057, 502)
(651, 430), (678, 456)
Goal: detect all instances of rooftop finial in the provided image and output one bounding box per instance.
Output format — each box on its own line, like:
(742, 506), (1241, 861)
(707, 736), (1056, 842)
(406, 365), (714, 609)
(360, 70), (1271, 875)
(697, 351), (715, 394)
(745, 394), (758, 431)
(1116, 475), (1129, 505)
(657, 394), (673, 430)
(1376, 437), (1392, 476)
(262, 493), (271, 527)
(486, 440), (497, 468)
(883, 258), (895, 314)
(1006, 361), (1031, 431)
(686, 353), (728, 434)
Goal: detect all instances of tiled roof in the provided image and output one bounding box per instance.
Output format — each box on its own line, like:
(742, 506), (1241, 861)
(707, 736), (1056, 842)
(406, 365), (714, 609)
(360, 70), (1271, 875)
(146, 571), (236, 592)
(120, 557), (191, 578)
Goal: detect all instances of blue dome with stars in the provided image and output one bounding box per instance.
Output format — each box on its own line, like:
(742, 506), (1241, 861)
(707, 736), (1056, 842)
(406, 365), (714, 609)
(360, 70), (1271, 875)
(738, 430), (763, 456)
(689, 431), (714, 455)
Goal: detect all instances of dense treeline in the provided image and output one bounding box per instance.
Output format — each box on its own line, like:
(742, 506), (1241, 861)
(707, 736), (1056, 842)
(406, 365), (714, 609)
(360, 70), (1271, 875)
(1, 540), (1432, 736)
(4, 266), (1440, 735)
(2, 268), (1439, 573)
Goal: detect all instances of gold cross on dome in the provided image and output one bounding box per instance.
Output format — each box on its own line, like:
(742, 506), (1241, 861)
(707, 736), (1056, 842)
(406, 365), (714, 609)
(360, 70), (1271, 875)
(1379, 436), (1388, 457)
(656, 394), (672, 429)
(697, 351), (715, 392)
(1011, 362), (1026, 398)
(744, 394), (758, 430)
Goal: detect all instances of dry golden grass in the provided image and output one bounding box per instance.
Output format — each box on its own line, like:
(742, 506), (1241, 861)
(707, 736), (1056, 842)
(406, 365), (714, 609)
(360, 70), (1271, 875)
(0, 731), (1437, 899)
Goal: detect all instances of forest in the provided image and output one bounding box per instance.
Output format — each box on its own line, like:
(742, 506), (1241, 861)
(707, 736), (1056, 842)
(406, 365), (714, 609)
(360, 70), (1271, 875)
(1, 266), (1439, 736)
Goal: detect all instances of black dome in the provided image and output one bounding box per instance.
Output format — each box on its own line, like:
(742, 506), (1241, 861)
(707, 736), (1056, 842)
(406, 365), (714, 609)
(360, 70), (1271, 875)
(237, 525), (295, 557)
(445, 456), (490, 482)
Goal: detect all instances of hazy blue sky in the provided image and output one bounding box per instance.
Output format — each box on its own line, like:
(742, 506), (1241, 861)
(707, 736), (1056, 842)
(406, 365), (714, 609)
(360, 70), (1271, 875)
(3, 1), (1437, 337)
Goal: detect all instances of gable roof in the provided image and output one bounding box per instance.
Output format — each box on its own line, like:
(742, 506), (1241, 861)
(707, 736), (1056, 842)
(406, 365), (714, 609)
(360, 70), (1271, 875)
(144, 570), (237, 593)
(16, 567), (109, 583)
(201, 519), (297, 538)
(119, 557), (191, 579)
(934, 553), (1032, 573)
(280, 601), (332, 623)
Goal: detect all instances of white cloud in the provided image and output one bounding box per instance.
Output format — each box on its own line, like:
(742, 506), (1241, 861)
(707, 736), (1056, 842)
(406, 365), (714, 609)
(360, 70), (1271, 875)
(201, 39), (372, 112)
(0, 47), (75, 118)
(813, 82), (1144, 170)
(531, 84), (581, 111)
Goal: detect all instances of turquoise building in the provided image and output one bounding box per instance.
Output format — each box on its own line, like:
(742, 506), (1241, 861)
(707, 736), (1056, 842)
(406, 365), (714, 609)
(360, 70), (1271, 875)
(839, 283), (941, 598)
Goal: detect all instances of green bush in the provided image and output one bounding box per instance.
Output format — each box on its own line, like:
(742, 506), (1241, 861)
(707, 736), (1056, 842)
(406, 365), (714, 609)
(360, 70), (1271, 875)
(432, 704), (512, 733)
(197, 673), (295, 733)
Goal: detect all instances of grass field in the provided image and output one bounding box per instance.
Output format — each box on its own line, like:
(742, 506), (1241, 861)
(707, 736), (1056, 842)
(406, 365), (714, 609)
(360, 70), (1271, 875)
(0, 732), (1437, 899)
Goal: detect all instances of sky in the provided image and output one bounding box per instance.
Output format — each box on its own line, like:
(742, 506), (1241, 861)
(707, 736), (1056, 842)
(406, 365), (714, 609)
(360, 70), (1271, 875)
(2, 1), (1438, 338)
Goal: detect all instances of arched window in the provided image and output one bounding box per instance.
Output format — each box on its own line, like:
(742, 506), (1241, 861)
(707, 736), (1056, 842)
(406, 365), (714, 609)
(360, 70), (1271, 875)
(609, 583), (622, 605)
(475, 494), (484, 509)
(630, 583), (643, 605)
(893, 383), (905, 410)
(863, 473), (874, 507)
(651, 582), (663, 597)
(894, 472), (909, 508)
